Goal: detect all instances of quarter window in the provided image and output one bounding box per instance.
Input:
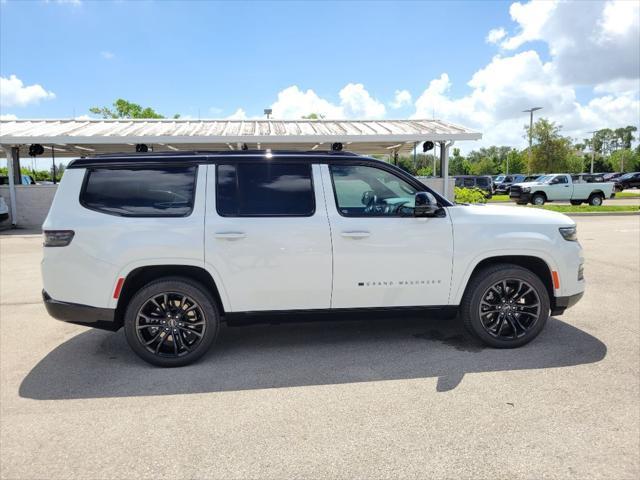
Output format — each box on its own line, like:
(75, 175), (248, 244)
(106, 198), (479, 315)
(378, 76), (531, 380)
(330, 165), (417, 217)
(81, 166), (197, 217)
(216, 163), (315, 216)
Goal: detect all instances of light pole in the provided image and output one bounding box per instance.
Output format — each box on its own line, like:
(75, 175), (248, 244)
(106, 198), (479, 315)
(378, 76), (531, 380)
(523, 107), (542, 174)
(587, 130), (598, 174)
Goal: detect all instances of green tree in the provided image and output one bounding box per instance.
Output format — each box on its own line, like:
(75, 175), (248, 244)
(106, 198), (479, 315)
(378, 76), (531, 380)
(503, 149), (526, 174)
(565, 152), (585, 173)
(90, 99), (180, 119)
(528, 118), (572, 173)
(608, 149), (635, 172)
(469, 157), (498, 175)
(448, 148), (471, 175)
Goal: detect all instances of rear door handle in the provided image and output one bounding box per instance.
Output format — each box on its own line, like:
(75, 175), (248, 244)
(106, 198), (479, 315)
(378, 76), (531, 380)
(214, 232), (247, 240)
(341, 231), (370, 239)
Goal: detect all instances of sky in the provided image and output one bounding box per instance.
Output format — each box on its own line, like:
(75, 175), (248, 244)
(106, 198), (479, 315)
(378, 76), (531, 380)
(1, 0), (639, 162)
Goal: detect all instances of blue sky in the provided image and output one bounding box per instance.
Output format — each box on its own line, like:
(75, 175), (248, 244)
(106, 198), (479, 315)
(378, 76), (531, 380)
(1, 0), (639, 155)
(1, 0), (515, 119)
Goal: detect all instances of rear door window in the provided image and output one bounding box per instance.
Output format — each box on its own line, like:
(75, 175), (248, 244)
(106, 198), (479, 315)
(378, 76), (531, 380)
(216, 162), (315, 216)
(81, 166), (197, 217)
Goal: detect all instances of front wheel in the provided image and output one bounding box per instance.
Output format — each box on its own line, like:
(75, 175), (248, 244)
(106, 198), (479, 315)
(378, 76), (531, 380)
(460, 264), (550, 348)
(532, 194), (546, 206)
(124, 277), (220, 367)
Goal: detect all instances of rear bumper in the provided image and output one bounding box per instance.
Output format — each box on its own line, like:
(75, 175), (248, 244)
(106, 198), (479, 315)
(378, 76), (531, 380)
(42, 290), (120, 331)
(551, 291), (584, 316)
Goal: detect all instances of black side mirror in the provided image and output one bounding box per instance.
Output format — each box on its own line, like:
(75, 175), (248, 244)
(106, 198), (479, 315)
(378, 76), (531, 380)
(414, 192), (439, 217)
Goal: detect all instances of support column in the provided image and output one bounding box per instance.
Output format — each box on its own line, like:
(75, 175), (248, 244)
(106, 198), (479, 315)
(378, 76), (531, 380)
(439, 141), (454, 200)
(3, 146), (19, 227)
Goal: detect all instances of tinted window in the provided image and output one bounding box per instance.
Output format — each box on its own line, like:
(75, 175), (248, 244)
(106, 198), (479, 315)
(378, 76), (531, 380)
(330, 165), (417, 217)
(216, 163), (314, 216)
(476, 177), (490, 187)
(81, 166), (196, 217)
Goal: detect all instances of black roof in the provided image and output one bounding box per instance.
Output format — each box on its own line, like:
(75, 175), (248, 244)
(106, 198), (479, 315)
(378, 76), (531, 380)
(67, 149), (367, 169)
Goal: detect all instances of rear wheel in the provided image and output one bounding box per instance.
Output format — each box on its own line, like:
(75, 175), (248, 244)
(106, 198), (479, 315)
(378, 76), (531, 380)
(532, 194), (546, 206)
(588, 193), (603, 206)
(460, 264), (550, 348)
(124, 277), (220, 367)
(570, 200), (582, 206)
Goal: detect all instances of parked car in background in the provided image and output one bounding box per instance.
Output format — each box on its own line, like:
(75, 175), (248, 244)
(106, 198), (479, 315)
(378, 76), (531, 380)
(495, 174), (527, 194)
(454, 175), (493, 197)
(42, 150), (584, 366)
(602, 172), (625, 182)
(510, 173), (616, 206)
(0, 196), (9, 222)
(0, 174), (36, 185)
(572, 173), (605, 183)
(614, 172), (640, 191)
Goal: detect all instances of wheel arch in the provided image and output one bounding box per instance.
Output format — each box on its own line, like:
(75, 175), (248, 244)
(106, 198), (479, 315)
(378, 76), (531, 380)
(457, 255), (555, 306)
(589, 189), (605, 197)
(531, 191), (547, 200)
(114, 265), (227, 329)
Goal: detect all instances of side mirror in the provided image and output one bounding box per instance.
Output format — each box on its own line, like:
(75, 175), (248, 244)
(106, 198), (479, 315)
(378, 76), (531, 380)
(414, 192), (439, 217)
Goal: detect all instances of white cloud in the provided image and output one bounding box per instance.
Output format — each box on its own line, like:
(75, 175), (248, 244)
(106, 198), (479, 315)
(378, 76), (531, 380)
(0, 75), (56, 108)
(338, 83), (385, 118)
(497, 0), (639, 86)
(0, 114), (18, 120)
(501, 0), (558, 50)
(100, 51), (115, 60)
(270, 86), (343, 119)
(412, 48), (638, 149)
(389, 89), (412, 109)
(270, 83), (384, 119)
(226, 108), (247, 120)
(486, 27), (507, 44)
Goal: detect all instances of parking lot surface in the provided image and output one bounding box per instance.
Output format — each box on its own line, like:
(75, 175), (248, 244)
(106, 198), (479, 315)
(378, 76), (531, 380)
(1, 216), (638, 479)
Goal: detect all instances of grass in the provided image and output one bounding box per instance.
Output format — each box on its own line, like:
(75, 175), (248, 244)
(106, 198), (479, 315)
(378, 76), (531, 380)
(488, 195), (510, 202)
(615, 191), (640, 198)
(535, 205), (640, 213)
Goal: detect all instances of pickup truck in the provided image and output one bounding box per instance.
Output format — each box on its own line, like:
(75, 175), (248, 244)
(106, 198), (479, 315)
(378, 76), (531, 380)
(510, 174), (616, 206)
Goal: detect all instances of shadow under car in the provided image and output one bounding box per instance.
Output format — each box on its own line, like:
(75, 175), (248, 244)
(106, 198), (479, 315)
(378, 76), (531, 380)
(19, 314), (606, 399)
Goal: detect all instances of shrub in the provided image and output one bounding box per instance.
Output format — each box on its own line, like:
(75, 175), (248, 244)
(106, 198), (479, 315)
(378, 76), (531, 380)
(454, 187), (488, 204)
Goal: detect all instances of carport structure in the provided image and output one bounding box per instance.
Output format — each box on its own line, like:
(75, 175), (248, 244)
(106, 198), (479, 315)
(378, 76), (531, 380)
(0, 118), (481, 226)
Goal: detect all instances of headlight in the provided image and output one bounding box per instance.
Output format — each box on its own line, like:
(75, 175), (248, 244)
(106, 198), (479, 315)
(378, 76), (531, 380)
(521, 187), (531, 193)
(559, 226), (578, 241)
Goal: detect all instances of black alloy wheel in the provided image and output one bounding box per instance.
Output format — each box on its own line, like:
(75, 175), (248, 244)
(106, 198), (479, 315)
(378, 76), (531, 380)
(124, 277), (219, 367)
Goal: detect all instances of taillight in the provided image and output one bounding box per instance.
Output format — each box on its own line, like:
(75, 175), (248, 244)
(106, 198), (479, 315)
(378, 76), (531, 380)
(43, 230), (75, 247)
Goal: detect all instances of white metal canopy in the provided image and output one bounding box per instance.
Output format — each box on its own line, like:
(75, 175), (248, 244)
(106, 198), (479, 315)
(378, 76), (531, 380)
(0, 118), (482, 227)
(0, 118), (481, 157)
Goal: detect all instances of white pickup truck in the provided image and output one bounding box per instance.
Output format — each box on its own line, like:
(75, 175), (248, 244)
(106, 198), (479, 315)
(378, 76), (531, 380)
(510, 174), (616, 206)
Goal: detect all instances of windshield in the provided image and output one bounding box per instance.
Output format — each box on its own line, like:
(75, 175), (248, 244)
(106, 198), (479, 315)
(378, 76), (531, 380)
(618, 172), (636, 180)
(495, 175), (505, 182)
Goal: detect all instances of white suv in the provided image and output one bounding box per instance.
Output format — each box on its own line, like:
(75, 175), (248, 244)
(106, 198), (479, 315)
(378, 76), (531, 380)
(42, 150), (585, 366)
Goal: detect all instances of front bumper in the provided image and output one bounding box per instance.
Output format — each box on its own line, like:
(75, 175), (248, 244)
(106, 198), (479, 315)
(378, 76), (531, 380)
(510, 191), (531, 203)
(551, 291), (584, 316)
(43, 290), (120, 331)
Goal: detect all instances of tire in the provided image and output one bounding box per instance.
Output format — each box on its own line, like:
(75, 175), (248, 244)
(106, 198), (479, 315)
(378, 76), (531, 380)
(460, 264), (550, 348)
(570, 200), (582, 206)
(516, 201), (528, 205)
(532, 193), (546, 206)
(588, 193), (603, 206)
(124, 277), (220, 367)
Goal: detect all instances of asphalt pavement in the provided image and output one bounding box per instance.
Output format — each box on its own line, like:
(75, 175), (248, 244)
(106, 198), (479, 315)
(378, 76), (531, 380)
(1, 216), (638, 479)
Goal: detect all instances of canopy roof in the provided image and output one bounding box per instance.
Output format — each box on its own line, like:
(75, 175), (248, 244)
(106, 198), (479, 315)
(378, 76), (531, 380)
(0, 118), (481, 157)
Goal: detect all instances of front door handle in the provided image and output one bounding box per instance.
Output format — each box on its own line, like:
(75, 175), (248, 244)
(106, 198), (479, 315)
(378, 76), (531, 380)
(341, 231), (370, 239)
(214, 232), (247, 240)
